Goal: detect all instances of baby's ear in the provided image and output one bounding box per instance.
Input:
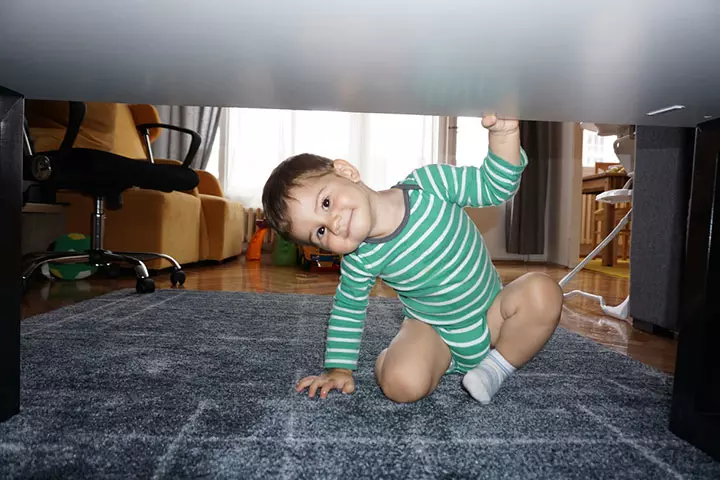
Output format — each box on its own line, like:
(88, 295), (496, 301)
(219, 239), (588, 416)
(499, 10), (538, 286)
(332, 159), (361, 183)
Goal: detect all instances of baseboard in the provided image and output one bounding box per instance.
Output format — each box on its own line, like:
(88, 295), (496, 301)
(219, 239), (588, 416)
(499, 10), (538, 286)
(491, 254), (548, 263)
(493, 258), (552, 265)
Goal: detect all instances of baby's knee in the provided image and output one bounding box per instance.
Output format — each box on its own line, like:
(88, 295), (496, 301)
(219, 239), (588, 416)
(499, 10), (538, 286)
(522, 272), (563, 323)
(377, 361), (434, 403)
(374, 349), (388, 382)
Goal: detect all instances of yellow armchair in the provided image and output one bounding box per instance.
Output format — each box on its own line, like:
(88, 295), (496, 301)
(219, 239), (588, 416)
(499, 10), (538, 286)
(195, 171), (245, 262)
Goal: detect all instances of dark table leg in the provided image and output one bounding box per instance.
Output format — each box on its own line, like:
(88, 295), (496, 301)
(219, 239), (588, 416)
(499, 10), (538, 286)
(601, 202), (616, 266)
(0, 87), (23, 423)
(669, 117), (720, 461)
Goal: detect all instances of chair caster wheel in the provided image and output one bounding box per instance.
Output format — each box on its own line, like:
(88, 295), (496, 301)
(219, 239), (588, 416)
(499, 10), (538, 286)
(105, 263), (122, 278)
(170, 269), (186, 287)
(21, 278), (29, 295)
(136, 277), (155, 293)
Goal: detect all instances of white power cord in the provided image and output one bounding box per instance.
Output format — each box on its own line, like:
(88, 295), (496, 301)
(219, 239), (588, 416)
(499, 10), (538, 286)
(559, 208), (633, 322)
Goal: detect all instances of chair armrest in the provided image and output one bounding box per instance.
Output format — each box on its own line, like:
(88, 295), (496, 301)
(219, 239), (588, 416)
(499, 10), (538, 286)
(136, 123), (201, 168)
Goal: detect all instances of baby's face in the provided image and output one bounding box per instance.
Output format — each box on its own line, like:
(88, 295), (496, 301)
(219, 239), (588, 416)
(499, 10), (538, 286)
(286, 170), (373, 255)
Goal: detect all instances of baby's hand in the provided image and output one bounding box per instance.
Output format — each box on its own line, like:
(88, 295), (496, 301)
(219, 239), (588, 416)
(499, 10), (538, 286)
(296, 368), (355, 399)
(482, 114), (519, 135)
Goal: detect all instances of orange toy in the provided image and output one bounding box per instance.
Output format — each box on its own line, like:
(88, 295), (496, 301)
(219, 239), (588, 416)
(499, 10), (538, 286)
(246, 220), (270, 261)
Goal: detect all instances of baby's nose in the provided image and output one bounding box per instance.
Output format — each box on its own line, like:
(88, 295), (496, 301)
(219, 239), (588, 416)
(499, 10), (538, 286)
(329, 215), (342, 235)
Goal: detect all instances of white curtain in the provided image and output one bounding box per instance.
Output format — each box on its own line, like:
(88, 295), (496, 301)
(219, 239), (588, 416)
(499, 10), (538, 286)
(206, 108), (440, 208)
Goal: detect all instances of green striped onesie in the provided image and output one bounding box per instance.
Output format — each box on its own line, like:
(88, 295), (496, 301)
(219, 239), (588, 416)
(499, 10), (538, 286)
(324, 148), (528, 374)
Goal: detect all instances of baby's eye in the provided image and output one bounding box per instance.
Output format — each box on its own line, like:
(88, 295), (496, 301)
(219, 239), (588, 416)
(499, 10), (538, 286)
(317, 226), (326, 238)
(322, 197), (330, 209)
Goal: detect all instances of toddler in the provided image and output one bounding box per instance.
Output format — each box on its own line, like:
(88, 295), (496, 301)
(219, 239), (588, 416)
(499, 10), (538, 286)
(261, 115), (563, 404)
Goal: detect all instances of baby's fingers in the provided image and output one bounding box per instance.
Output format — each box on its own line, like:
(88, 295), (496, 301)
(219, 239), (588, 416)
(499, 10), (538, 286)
(319, 378), (352, 399)
(308, 378), (328, 398)
(295, 376), (318, 393)
(295, 375), (322, 392)
(319, 380), (339, 399)
(482, 114), (497, 128)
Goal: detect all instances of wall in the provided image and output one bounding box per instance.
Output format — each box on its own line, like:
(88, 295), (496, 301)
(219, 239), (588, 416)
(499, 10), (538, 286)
(464, 206), (547, 262)
(466, 122), (580, 266)
(546, 123), (582, 268)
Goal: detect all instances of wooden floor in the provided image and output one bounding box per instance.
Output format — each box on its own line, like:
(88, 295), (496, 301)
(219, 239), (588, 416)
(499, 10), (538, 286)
(21, 256), (678, 375)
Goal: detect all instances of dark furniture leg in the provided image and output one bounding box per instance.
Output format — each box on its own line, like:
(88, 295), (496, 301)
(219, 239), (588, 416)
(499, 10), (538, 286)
(0, 87), (23, 423)
(632, 318), (676, 339)
(630, 125), (694, 333)
(669, 117), (720, 461)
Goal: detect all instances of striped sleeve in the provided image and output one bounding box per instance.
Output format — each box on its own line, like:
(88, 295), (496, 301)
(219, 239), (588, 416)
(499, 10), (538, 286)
(409, 147), (528, 207)
(323, 253), (375, 370)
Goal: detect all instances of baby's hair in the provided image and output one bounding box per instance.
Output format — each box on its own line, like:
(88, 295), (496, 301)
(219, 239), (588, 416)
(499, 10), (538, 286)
(262, 153), (335, 241)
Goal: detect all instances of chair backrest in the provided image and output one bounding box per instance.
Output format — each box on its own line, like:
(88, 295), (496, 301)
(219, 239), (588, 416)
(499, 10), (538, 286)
(25, 100), (162, 160)
(24, 101), (201, 199)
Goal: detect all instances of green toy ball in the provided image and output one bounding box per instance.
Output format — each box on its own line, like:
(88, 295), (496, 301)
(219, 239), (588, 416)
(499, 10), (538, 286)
(41, 233), (98, 280)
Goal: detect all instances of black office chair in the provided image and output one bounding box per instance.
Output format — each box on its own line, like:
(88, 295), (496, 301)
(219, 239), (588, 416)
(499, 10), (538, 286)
(21, 101), (201, 294)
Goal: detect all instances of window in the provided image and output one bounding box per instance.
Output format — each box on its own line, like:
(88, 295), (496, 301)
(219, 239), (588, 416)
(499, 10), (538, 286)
(207, 108), (439, 207)
(455, 117), (489, 167)
(582, 129), (618, 168)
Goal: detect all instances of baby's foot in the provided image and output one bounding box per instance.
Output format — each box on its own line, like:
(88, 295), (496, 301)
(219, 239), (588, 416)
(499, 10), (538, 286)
(462, 349), (516, 404)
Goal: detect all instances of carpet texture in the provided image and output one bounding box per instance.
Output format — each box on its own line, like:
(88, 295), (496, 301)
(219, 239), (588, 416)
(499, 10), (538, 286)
(2, 289), (719, 479)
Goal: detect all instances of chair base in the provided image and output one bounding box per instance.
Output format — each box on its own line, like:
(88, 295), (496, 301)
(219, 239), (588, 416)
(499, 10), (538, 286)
(20, 194), (188, 295)
(21, 249), (186, 294)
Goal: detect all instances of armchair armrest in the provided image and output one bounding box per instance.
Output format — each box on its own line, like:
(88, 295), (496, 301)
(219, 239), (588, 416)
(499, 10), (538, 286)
(196, 170), (224, 197)
(136, 123), (201, 168)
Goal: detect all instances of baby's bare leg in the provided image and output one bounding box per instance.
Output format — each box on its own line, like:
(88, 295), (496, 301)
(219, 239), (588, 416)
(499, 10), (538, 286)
(375, 318), (452, 403)
(486, 271), (563, 367)
(463, 272), (563, 403)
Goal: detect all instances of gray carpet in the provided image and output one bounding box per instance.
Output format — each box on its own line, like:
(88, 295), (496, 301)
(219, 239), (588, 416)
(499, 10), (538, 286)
(2, 288), (719, 479)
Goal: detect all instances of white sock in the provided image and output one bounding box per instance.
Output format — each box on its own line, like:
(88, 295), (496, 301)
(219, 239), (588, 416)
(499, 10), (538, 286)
(462, 349), (516, 404)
